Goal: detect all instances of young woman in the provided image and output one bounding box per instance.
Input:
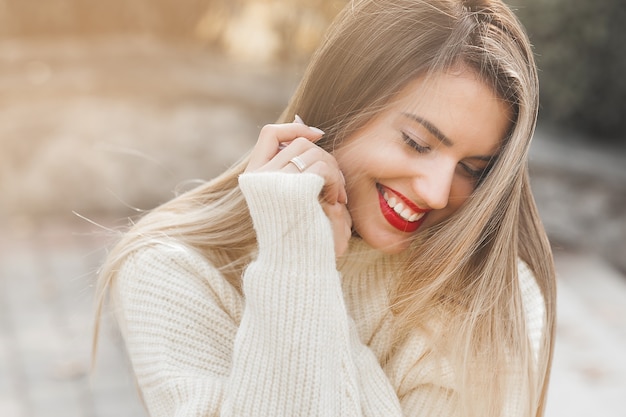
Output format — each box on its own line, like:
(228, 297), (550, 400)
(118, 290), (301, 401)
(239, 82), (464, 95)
(94, 0), (556, 416)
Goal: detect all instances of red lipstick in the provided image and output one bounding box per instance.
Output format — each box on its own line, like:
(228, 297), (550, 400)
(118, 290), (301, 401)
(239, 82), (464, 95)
(377, 184), (429, 233)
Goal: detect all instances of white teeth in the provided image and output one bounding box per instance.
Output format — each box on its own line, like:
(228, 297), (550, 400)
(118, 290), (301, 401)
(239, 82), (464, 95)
(409, 213), (423, 222)
(381, 187), (423, 222)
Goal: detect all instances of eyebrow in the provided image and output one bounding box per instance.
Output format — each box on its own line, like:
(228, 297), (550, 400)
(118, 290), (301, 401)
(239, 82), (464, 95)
(402, 113), (453, 146)
(401, 112), (496, 162)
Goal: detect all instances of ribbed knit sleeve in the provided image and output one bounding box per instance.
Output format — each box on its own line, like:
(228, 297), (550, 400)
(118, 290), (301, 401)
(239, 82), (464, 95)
(112, 242), (243, 416)
(231, 172), (403, 416)
(112, 171), (405, 417)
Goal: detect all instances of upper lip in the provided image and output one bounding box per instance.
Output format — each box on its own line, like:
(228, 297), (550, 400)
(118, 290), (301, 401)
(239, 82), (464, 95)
(379, 184), (430, 213)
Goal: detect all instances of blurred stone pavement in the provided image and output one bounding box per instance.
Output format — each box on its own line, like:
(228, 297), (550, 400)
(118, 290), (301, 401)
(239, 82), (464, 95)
(1, 221), (625, 417)
(0, 38), (625, 416)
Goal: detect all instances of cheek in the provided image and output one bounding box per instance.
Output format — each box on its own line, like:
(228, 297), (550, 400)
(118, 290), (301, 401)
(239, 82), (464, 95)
(447, 179), (475, 211)
(333, 145), (357, 176)
(423, 180), (474, 227)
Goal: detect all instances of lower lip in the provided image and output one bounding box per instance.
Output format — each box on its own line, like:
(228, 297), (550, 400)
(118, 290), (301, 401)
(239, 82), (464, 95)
(377, 186), (425, 233)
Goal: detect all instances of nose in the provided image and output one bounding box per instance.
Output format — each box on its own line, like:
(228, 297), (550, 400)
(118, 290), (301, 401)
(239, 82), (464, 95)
(412, 162), (454, 210)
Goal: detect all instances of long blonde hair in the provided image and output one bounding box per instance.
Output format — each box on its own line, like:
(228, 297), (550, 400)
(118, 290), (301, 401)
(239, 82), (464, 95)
(94, 0), (555, 416)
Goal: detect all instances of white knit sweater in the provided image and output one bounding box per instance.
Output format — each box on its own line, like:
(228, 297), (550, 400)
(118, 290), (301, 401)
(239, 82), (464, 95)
(111, 172), (546, 416)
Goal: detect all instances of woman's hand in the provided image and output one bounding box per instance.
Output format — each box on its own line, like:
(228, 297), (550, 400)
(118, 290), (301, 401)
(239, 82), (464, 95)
(245, 118), (352, 256)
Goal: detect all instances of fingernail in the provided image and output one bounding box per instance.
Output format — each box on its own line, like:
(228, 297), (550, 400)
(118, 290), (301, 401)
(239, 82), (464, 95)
(339, 170), (346, 185)
(294, 114), (324, 135)
(309, 126), (325, 135)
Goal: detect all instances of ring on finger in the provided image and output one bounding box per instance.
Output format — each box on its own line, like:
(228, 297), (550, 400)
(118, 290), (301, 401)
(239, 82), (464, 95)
(288, 155), (307, 172)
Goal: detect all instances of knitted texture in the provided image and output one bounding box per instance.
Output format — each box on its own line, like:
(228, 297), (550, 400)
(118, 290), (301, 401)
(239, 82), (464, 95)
(111, 172), (545, 416)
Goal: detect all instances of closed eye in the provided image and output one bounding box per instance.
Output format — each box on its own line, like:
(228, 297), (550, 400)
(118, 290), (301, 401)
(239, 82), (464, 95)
(401, 132), (430, 154)
(458, 161), (493, 184)
(458, 162), (483, 179)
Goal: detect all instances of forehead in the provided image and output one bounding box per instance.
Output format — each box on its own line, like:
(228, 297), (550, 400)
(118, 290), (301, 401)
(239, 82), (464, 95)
(390, 69), (512, 155)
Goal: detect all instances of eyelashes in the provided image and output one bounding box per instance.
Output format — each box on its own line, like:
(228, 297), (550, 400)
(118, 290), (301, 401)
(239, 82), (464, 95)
(401, 131), (488, 181)
(401, 132), (430, 153)
(458, 163), (484, 179)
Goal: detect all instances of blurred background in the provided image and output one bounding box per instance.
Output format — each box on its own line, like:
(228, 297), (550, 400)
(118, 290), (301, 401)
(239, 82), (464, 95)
(0, 1), (624, 416)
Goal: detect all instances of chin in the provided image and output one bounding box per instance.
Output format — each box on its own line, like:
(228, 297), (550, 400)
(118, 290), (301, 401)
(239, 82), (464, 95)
(359, 230), (412, 254)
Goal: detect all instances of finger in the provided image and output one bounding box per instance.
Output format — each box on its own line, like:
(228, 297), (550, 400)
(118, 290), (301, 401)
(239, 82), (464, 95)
(329, 202), (352, 238)
(255, 137), (347, 204)
(281, 146), (347, 204)
(321, 201), (352, 257)
(259, 137), (320, 173)
(278, 114), (308, 150)
(340, 204), (353, 252)
(246, 123), (325, 172)
(306, 160), (347, 205)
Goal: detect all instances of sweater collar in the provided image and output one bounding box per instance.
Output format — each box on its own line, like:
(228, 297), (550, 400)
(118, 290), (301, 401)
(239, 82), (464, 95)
(337, 237), (409, 277)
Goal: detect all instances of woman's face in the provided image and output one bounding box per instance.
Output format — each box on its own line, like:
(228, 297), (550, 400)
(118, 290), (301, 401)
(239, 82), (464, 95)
(334, 68), (512, 254)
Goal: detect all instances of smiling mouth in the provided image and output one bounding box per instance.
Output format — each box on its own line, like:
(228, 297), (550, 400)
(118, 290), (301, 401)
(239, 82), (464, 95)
(377, 184), (428, 233)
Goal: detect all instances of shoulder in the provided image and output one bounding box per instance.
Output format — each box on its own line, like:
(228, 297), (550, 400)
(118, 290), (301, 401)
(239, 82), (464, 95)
(112, 240), (243, 324)
(109, 240), (244, 388)
(116, 240), (220, 290)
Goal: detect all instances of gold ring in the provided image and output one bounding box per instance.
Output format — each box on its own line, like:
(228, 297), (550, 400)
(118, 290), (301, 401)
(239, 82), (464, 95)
(289, 156), (307, 172)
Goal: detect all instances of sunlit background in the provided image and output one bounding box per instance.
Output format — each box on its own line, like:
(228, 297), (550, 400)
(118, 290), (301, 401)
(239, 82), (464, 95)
(0, 1), (624, 416)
